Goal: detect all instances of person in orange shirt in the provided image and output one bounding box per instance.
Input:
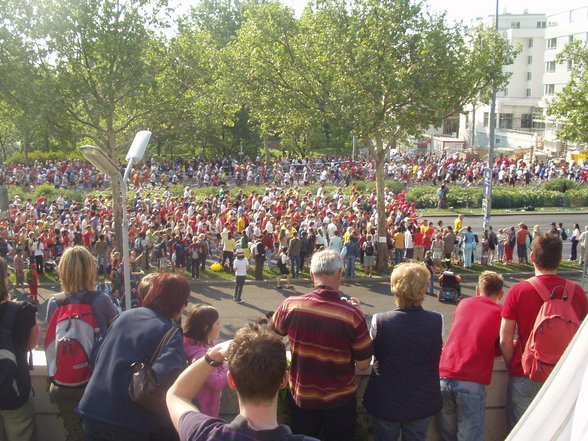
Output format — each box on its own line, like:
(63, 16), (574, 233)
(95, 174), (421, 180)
(516, 222), (531, 264)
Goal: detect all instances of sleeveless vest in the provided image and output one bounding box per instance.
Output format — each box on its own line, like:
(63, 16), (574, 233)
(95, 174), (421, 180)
(363, 307), (442, 422)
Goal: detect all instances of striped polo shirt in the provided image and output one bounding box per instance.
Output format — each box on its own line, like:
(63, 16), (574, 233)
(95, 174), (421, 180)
(269, 287), (373, 410)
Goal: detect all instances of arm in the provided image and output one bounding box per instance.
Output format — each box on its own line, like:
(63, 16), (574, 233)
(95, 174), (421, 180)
(355, 357), (372, 371)
(500, 318), (516, 368)
(167, 341), (231, 432)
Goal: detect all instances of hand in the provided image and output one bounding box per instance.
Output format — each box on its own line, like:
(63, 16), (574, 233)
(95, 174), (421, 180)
(348, 297), (361, 308)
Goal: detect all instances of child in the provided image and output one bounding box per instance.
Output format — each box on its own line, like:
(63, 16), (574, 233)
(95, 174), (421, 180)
(26, 264), (39, 303)
(438, 271), (504, 441)
(424, 250), (436, 295)
(14, 249), (26, 291)
(362, 234), (376, 277)
(232, 249), (249, 303)
(276, 246), (292, 289)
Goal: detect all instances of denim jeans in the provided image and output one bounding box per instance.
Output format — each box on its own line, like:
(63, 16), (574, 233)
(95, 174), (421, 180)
(506, 375), (543, 431)
(429, 274), (435, 295)
(345, 256), (356, 277)
(290, 254), (300, 277)
(371, 414), (432, 441)
(439, 378), (486, 441)
(265, 249), (273, 271)
(394, 248), (405, 265)
(234, 275), (246, 301)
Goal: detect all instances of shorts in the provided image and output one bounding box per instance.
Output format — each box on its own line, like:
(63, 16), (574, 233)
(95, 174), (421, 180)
(278, 264), (290, 276)
(364, 255), (375, 267)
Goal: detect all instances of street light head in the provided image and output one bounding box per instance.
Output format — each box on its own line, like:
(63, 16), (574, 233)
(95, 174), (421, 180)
(126, 131), (151, 162)
(81, 145), (121, 179)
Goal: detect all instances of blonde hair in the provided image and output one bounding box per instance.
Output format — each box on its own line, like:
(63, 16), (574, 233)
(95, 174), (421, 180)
(478, 271), (504, 297)
(58, 246), (97, 294)
(390, 262), (429, 309)
(137, 272), (158, 300)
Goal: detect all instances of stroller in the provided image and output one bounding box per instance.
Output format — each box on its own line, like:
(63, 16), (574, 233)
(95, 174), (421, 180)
(438, 269), (461, 303)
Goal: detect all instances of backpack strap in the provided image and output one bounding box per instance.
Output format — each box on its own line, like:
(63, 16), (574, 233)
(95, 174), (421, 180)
(526, 277), (551, 302)
(54, 292), (69, 307)
(80, 291), (100, 306)
(148, 326), (179, 366)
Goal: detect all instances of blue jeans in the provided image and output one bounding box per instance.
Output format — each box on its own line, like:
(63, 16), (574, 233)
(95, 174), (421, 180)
(429, 274), (435, 295)
(234, 275), (246, 301)
(372, 414), (432, 441)
(265, 249), (273, 271)
(439, 378), (486, 441)
(463, 243), (474, 268)
(506, 375), (543, 431)
(290, 254), (300, 277)
(394, 248), (405, 265)
(345, 255), (356, 277)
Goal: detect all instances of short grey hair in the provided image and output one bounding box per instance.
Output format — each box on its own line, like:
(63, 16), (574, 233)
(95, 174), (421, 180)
(310, 249), (343, 277)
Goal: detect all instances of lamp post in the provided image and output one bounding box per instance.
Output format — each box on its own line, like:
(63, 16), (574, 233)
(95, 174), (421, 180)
(484, 0), (500, 235)
(81, 131), (151, 310)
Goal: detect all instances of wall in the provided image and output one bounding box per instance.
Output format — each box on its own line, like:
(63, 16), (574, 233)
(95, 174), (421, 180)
(4, 352), (510, 441)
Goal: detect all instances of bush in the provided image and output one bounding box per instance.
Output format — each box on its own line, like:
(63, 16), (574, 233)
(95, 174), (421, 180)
(566, 187), (588, 207)
(6, 150), (83, 164)
(544, 178), (576, 193)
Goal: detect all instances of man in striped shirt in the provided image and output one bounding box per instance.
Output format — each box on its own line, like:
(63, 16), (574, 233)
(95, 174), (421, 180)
(269, 249), (373, 441)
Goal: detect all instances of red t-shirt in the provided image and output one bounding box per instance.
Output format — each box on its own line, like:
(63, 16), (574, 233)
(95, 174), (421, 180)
(502, 274), (588, 377)
(440, 296), (502, 385)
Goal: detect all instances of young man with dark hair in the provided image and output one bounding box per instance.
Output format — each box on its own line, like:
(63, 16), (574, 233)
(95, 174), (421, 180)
(439, 271), (504, 441)
(167, 323), (317, 441)
(500, 234), (588, 430)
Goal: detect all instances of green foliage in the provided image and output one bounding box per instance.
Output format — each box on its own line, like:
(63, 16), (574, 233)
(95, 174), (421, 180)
(547, 40), (588, 144)
(565, 186), (588, 207)
(544, 178), (576, 193)
(6, 150), (83, 164)
(7, 185), (82, 204)
(406, 185), (568, 209)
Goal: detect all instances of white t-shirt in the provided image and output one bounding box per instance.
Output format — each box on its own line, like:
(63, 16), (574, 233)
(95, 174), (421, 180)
(233, 257), (249, 276)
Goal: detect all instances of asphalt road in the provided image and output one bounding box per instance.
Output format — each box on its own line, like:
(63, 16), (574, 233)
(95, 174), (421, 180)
(32, 272), (585, 345)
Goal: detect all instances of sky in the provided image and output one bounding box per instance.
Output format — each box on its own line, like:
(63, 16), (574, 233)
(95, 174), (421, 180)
(277, 0), (588, 22)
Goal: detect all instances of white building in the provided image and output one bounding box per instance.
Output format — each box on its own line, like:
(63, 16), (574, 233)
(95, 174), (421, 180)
(458, 6), (588, 157)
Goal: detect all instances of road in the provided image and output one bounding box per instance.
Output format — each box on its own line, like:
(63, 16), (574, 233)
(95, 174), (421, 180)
(32, 272), (585, 344)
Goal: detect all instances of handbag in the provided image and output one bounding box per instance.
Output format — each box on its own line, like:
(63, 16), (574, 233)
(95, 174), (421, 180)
(128, 325), (179, 415)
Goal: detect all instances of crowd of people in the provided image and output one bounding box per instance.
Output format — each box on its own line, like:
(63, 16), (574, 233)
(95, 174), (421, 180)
(1, 151), (587, 193)
(2, 239), (586, 441)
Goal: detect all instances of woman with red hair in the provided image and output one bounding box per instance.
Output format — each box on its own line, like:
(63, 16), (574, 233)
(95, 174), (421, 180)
(78, 272), (190, 441)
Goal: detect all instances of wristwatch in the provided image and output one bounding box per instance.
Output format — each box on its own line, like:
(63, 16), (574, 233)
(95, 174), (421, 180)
(204, 350), (224, 367)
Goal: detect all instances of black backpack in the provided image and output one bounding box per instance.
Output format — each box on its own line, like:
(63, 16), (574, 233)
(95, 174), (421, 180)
(365, 242), (375, 256)
(0, 302), (22, 409)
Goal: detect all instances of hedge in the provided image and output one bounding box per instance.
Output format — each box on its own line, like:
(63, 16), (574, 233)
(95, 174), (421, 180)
(405, 185), (575, 209)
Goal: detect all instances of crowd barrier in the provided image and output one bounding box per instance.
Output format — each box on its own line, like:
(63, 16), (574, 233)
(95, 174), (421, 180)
(2, 351), (509, 441)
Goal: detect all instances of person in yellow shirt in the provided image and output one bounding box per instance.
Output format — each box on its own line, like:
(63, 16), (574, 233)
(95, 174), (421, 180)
(454, 214), (464, 234)
(237, 215), (246, 234)
(394, 227), (405, 265)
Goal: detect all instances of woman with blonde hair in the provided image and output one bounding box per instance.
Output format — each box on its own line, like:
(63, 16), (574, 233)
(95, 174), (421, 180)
(363, 262), (442, 441)
(45, 246), (118, 441)
(0, 257), (39, 441)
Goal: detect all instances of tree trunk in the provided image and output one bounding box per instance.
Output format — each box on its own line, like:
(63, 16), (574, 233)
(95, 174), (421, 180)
(263, 136), (270, 162)
(22, 127), (30, 165)
(374, 136), (389, 272)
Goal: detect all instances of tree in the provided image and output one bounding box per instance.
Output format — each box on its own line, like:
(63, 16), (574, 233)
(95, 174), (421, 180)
(547, 40), (588, 145)
(307, 0), (515, 269)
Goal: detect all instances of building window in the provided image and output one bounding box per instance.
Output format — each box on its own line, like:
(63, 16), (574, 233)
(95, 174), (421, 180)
(537, 21), (546, 28)
(528, 55), (533, 64)
(545, 84), (555, 95)
(568, 60), (573, 71)
(483, 112), (489, 128)
(499, 113), (514, 129)
(547, 38), (557, 49)
(521, 114), (533, 128)
(526, 88), (532, 97)
(527, 72), (532, 80)
(545, 61), (556, 72)
(528, 38), (534, 48)
(511, 22), (520, 29)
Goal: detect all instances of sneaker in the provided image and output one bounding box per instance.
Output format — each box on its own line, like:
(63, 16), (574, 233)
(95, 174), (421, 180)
(237, 299), (244, 303)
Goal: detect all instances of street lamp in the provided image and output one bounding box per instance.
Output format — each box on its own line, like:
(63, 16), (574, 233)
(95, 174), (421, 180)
(81, 131), (151, 310)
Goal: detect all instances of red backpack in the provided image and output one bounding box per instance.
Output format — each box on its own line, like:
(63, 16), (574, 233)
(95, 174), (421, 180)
(44, 292), (100, 387)
(521, 277), (580, 382)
